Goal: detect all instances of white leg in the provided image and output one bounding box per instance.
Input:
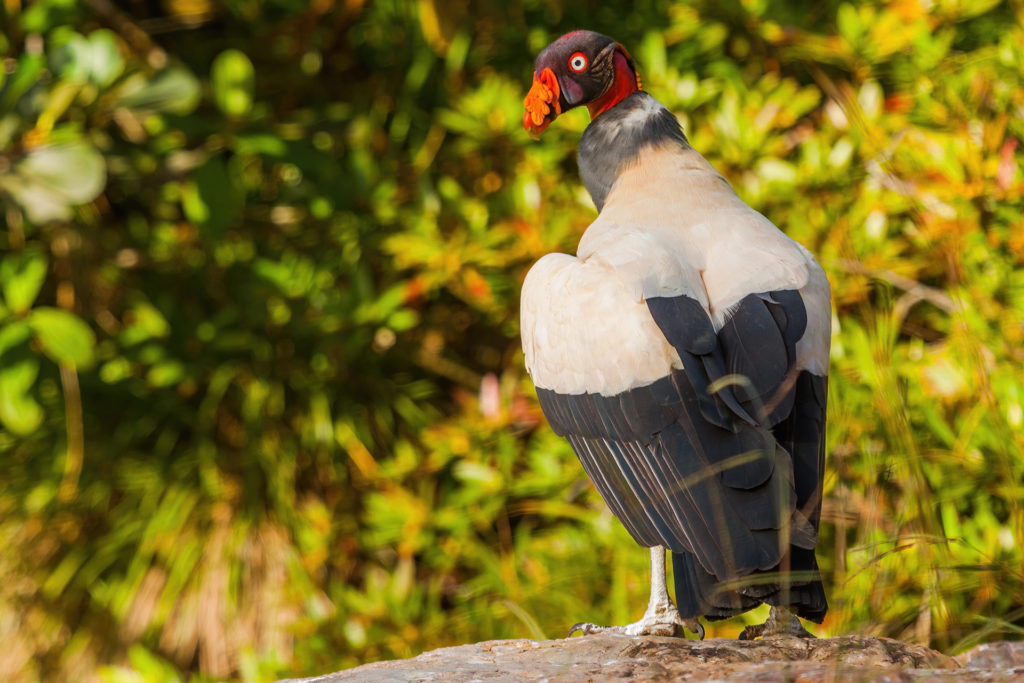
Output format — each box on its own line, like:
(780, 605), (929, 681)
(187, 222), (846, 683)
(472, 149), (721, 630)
(569, 546), (704, 639)
(645, 546), (671, 614)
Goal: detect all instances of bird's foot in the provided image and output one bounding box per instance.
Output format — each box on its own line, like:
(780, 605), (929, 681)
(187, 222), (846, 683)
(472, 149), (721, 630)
(738, 606), (814, 640)
(568, 600), (704, 639)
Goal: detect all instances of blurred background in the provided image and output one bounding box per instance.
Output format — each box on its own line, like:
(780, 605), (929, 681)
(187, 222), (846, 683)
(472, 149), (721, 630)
(1, 0), (1023, 680)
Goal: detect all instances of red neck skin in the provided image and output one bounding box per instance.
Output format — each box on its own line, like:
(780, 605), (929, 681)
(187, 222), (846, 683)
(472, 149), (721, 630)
(587, 50), (640, 119)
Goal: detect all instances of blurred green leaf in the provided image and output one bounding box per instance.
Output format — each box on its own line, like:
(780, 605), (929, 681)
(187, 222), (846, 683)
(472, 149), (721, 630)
(146, 360), (185, 388)
(27, 307), (96, 368)
(0, 53), (43, 114)
(211, 49), (254, 117)
(0, 249), (48, 314)
(0, 319), (32, 355)
(117, 66), (201, 115)
(120, 301), (170, 347)
(99, 645), (184, 683)
(99, 357), (133, 383)
(50, 29), (124, 86)
(0, 322), (43, 435)
(0, 139), (106, 223)
(0, 358), (44, 436)
(20, 141), (106, 205)
(837, 4), (864, 45)
(181, 155), (242, 240)
(50, 33), (92, 82)
(85, 30), (125, 87)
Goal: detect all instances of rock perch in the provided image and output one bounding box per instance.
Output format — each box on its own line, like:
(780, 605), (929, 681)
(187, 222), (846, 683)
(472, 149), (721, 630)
(280, 634), (1024, 682)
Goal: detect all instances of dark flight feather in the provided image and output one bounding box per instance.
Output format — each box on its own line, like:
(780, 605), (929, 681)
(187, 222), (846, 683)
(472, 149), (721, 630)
(535, 288), (828, 622)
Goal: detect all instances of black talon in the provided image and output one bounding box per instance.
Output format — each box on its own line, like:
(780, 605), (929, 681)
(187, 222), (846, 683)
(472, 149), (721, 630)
(738, 624), (761, 640)
(683, 618), (705, 640)
(568, 622), (587, 637)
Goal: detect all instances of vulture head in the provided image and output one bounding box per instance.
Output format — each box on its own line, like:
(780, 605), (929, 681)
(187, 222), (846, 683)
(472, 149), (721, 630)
(523, 30), (641, 135)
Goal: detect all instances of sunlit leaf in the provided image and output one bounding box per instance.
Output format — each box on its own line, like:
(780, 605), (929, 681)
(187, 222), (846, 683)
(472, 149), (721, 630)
(147, 360), (185, 387)
(211, 49), (254, 117)
(117, 66), (201, 115)
(86, 30), (125, 88)
(100, 357), (133, 383)
(49, 32), (93, 82)
(0, 53), (43, 114)
(0, 249), (48, 314)
(836, 4), (863, 45)
(120, 301), (170, 347)
(50, 29), (124, 87)
(0, 319), (32, 355)
(0, 362), (43, 435)
(1, 139), (106, 222)
(21, 140), (106, 204)
(0, 322), (42, 435)
(27, 307), (96, 368)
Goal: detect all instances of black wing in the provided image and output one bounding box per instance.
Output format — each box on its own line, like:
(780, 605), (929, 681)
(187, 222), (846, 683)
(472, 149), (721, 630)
(536, 289), (827, 622)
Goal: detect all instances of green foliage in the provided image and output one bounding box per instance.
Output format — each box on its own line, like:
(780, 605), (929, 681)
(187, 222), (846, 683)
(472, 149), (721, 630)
(28, 307), (96, 368)
(1, 0), (1023, 681)
(210, 50), (254, 118)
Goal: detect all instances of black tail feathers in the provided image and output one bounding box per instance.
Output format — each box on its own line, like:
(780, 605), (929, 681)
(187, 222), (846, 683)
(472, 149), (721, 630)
(672, 548), (827, 623)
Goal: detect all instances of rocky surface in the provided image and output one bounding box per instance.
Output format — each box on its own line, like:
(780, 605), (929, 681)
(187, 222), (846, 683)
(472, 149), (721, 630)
(281, 635), (1024, 682)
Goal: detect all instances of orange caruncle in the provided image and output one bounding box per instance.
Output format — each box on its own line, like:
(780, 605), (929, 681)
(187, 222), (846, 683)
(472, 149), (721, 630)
(522, 67), (561, 133)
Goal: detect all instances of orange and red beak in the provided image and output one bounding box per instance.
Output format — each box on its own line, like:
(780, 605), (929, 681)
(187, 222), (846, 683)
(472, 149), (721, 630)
(523, 67), (562, 135)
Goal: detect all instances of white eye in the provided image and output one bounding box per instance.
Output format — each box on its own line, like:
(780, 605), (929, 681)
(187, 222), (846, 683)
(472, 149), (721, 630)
(568, 52), (588, 73)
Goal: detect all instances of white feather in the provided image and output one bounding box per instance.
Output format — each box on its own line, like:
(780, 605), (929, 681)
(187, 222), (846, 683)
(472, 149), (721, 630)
(522, 143), (831, 396)
(521, 253), (682, 396)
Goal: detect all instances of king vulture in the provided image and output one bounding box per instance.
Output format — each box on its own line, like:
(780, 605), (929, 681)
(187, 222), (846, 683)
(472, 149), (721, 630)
(520, 30), (830, 639)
